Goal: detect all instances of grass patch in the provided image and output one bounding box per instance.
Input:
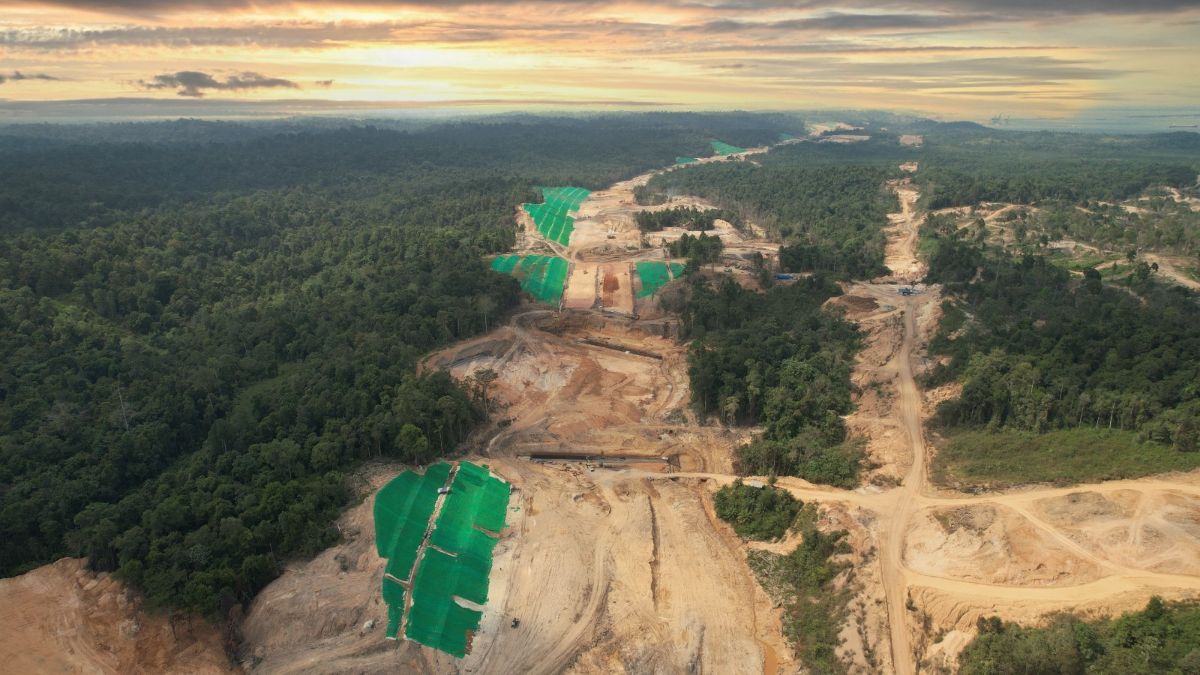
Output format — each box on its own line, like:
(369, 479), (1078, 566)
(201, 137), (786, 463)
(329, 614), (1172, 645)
(932, 428), (1200, 489)
(713, 481), (801, 540)
(1047, 251), (1116, 272)
(746, 504), (853, 674)
(916, 234), (940, 261)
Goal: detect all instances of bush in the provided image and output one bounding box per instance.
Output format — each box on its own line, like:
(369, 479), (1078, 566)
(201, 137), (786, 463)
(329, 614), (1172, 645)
(713, 481), (801, 540)
(960, 597), (1200, 675)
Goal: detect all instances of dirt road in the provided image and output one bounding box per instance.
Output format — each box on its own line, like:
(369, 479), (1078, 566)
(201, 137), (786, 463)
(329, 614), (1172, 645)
(1143, 253), (1200, 291)
(240, 155), (1200, 673)
(442, 166), (1200, 672)
(234, 156), (1200, 674)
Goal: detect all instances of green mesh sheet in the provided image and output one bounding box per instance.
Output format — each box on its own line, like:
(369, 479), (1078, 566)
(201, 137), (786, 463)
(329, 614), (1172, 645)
(430, 461), (509, 558)
(490, 254), (521, 274)
(382, 577), (406, 639)
(491, 255), (567, 304)
(405, 579), (483, 658)
(668, 262), (685, 279)
(711, 140), (747, 155)
(374, 462), (452, 582)
(521, 186), (590, 246)
(416, 546), (493, 607)
(382, 461), (511, 658)
(635, 261), (674, 298)
(453, 461), (511, 533)
(675, 156), (698, 164)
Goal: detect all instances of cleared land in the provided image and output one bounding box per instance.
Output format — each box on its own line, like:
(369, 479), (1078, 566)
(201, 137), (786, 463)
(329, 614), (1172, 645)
(72, 142), (1196, 674)
(252, 152), (1200, 674)
(0, 559), (232, 674)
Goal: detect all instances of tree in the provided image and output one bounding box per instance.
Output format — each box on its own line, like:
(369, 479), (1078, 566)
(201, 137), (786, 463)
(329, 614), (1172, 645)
(1176, 416), (1198, 453)
(472, 368), (499, 414)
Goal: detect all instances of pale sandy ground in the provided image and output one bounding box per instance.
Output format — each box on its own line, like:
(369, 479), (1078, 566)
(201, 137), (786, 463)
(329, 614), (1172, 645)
(562, 262), (600, 310)
(0, 558), (233, 674)
(1142, 253), (1200, 291)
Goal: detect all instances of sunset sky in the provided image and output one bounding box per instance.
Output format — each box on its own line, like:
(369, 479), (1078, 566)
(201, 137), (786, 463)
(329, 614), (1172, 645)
(2, 0), (1198, 120)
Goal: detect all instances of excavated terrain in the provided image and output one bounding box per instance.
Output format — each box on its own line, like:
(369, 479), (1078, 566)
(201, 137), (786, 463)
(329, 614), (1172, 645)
(6, 146), (1200, 675)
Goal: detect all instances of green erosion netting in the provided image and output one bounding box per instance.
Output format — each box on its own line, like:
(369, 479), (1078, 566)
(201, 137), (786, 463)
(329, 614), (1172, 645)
(675, 156), (698, 164)
(635, 261), (674, 298)
(668, 262), (685, 279)
(430, 460), (510, 556)
(405, 577), (483, 658)
(374, 462), (452, 581)
(490, 254), (521, 274)
(382, 577), (406, 639)
(491, 255), (568, 305)
(377, 461), (511, 657)
(522, 186), (591, 245)
(417, 546), (493, 607)
(710, 140), (747, 155)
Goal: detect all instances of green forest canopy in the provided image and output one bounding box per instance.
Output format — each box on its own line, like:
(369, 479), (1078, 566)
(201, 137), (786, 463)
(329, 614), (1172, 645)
(0, 113), (798, 615)
(668, 275), (863, 486)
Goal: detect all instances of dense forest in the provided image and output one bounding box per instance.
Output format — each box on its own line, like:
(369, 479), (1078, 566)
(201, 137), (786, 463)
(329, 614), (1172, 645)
(668, 232), (725, 268)
(0, 112), (798, 233)
(635, 205), (738, 232)
(923, 235), (1200, 451)
(916, 129), (1200, 209)
(0, 114), (799, 615)
(665, 274), (863, 486)
(960, 598), (1200, 674)
(637, 145), (899, 278)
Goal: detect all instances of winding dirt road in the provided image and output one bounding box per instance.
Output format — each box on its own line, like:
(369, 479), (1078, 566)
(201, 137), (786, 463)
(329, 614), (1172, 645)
(627, 176), (1200, 670)
(458, 160), (1200, 673)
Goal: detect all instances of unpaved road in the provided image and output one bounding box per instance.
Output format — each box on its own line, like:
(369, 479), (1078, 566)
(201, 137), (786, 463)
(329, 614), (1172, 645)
(1143, 252), (1200, 291)
(8, 147), (1198, 674)
(418, 166), (1200, 672)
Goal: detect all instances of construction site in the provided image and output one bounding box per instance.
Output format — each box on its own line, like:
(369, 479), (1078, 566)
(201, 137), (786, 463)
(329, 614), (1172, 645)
(367, 140), (1200, 672)
(5, 131), (1200, 675)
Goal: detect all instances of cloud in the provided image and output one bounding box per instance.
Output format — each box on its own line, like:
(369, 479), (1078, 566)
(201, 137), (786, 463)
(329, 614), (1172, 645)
(698, 0), (1199, 18)
(0, 71), (61, 84)
(136, 70), (300, 97)
(13, 0), (1200, 18)
(688, 12), (1001, 34)
(2, 23), (403, 51)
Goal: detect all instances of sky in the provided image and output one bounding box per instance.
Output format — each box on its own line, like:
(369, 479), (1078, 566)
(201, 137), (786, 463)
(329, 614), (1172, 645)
(1, 0), (1199, 121)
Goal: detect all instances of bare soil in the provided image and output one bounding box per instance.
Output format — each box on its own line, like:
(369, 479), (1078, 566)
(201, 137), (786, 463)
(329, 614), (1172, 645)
(0, 558), (233, 674)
